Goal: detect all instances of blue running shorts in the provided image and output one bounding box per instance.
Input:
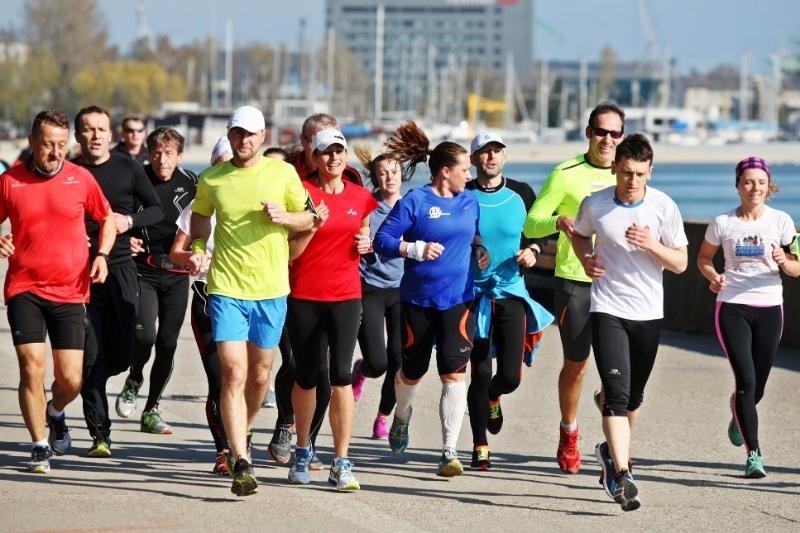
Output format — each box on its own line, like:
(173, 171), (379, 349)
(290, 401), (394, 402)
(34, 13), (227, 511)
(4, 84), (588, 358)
(209, 295), (287, 349)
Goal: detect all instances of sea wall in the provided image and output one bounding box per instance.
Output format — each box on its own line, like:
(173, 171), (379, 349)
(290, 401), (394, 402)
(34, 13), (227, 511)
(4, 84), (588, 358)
(525, 220), (800, 348)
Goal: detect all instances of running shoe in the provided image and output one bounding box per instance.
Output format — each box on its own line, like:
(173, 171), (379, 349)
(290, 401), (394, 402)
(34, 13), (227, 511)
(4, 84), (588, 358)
(388, 409), (411, 453)
(487, 399), (503, 435)
(593, 389), (603, 413)
(288, 446), (313, 485)
(613, 469), (641, 512)
(557, 425), (581, 474)
(728, 418), (744, 447)
(213, 449), (230, 475)
(471, 445), (491, 471)
(140, 408), (173, 434)
(262, 388), (277, 408)
(328, 457), (361, 491)
(351, 358), (366, 402)
(595, 441), (616, 500)
(372, 414), (389, 439)
(46, 401), (72, 455)
(268, 424), (293, 464)
(310, 451), (324, 471)
(115, 377), (141, 418)
(745, 450), (766, 478)
(436, 448), (464, 477)
(27, 444), (52, 473)
(88, 436), (112, 458)
(231, 457), (258, 496)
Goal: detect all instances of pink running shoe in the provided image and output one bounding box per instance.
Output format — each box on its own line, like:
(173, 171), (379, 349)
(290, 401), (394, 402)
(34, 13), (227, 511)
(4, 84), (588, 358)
(351, 359), (366, 402)
(372, 414), (389, 439)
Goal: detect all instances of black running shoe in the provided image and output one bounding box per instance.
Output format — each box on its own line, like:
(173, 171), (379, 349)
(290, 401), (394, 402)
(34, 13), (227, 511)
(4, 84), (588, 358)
(471, 446), (491, 471)
(613, 469), (641, 512)
(487, 400), (503, 435)
(231, 458), (258, 496)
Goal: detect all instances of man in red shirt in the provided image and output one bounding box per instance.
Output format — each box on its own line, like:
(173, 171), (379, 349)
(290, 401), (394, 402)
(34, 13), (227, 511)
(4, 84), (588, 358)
(0, 109), (116, 474)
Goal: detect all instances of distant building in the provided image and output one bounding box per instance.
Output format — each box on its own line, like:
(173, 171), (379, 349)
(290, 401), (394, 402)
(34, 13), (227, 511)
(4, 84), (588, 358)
(326, 0), (532, 117)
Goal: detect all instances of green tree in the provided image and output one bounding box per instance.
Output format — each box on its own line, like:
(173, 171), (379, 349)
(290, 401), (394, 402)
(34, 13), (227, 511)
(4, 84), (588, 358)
(0, 45), (59, 127)
(72, 61), (186, 115)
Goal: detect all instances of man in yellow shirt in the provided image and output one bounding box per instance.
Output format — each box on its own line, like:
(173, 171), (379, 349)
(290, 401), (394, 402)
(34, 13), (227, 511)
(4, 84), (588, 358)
(189, 106), (314, 496)
(524, 103), (625, 474)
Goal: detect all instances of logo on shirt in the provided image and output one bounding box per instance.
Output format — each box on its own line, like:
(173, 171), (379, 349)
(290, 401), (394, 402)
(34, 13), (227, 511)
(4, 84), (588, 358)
(427, 206), (450, 219)
(735, 234), (765, 257)
(63, 176), (80, 185)
(175, 187), (185, 193)
(346, 208), (358, 216)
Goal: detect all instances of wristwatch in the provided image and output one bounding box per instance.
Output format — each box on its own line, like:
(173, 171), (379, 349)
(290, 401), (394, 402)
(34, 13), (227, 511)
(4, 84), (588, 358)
(127, 215), (134, 228)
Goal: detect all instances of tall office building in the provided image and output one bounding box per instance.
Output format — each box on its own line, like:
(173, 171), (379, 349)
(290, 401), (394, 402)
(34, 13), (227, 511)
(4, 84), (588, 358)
(326, 0), (533, 118)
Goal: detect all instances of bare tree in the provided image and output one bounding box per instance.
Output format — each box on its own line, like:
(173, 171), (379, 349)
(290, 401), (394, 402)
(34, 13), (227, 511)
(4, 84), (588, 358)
(23, 0), (117, 110)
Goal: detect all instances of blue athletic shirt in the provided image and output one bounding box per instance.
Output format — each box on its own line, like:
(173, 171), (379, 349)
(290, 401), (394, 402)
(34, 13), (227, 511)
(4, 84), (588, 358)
(373, 184), (480, 310)
(466, 176), (542, 291)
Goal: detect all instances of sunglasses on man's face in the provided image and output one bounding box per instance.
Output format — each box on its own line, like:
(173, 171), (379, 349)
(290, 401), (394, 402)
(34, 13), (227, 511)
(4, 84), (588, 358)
(124, 127), (144, 134)
(590, 127), (624, 139)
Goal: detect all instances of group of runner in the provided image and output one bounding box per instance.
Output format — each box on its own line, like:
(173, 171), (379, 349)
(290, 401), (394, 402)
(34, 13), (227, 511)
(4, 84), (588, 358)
(1, 102), (795, 509)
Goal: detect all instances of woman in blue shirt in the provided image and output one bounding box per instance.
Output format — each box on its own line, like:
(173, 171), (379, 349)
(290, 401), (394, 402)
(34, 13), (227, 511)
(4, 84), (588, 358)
(373, 122), (488, 477)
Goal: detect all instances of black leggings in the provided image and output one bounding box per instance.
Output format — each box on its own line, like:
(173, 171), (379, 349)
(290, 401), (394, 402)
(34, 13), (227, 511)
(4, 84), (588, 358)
(591, 313), (661, 416)
(273, 328), (332, 444)
(82, 262), (139, 440)
(357, 282), (401, 415)
(130, 267), (190, 412)
(189, 281), (227, 453)
(287, 298), (362, 388)
(468, 298), (526, 446)
(715, 302), (782, 453)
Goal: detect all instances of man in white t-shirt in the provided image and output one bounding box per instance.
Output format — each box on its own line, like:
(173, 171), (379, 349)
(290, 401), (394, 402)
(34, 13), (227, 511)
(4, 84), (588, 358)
(572, 133), (688, 512)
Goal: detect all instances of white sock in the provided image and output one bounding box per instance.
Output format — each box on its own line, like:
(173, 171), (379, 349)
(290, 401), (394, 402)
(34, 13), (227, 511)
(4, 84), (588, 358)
(440, 381), (467, 451)
(394, 376), (419, 421)
(560, 420), (578, 433)
(34, 439), (48, 448)
(47, 402), (62, 418)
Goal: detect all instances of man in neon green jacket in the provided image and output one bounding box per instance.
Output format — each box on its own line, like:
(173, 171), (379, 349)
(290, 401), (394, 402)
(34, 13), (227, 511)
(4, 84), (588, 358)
(523, 103), (625, 474)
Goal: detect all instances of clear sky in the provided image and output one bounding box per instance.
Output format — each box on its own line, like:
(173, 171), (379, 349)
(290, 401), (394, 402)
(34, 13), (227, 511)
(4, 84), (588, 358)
(0, 0), (797, 74)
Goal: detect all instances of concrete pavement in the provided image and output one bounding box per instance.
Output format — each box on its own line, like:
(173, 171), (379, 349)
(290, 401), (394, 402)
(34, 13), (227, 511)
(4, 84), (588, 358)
(0, 306), (798, 532)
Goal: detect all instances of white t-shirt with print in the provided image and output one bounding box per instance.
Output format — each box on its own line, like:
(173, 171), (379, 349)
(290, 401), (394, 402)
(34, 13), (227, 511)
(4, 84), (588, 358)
(704, 205), (795, 305)
(573, 185), (688, 320)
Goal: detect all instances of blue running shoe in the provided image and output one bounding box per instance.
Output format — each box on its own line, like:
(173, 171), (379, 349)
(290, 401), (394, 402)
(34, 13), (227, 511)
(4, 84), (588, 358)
(388, 409), (411, 453)
(745, 450), (766, 478)
(288, 446), (313, 485)
(728, 418), (744, 447)
(328, 457), (360, 491)
(595, 442), (616, 500)
(46, 401), (71, 456)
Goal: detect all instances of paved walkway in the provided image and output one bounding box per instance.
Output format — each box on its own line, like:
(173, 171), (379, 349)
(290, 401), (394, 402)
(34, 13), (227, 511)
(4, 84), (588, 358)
(0, 307), (798, 531)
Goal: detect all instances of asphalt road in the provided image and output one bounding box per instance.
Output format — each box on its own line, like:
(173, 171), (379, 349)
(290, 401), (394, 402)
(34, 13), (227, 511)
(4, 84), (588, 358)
(0, 300), (798, 531)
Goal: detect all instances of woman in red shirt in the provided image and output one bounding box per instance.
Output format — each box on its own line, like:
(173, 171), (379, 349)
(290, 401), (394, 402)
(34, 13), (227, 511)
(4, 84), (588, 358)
(285, 129), (377, 491)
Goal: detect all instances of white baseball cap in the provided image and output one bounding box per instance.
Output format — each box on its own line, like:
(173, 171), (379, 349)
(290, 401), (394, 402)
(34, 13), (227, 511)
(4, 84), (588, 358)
(227, 105), (265, 133)
(311, 129), (348, 152)
(210, 136), (232, 164)
(470, 132), (506, 154)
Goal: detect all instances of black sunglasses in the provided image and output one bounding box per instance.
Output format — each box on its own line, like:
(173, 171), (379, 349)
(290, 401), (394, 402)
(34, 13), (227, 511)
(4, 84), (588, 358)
(124, 127), (144, 134)
(590, 127), (624, 139)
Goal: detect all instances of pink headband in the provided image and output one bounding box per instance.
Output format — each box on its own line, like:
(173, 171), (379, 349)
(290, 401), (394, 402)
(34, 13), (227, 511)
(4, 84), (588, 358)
(735, 156), (771, 183)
